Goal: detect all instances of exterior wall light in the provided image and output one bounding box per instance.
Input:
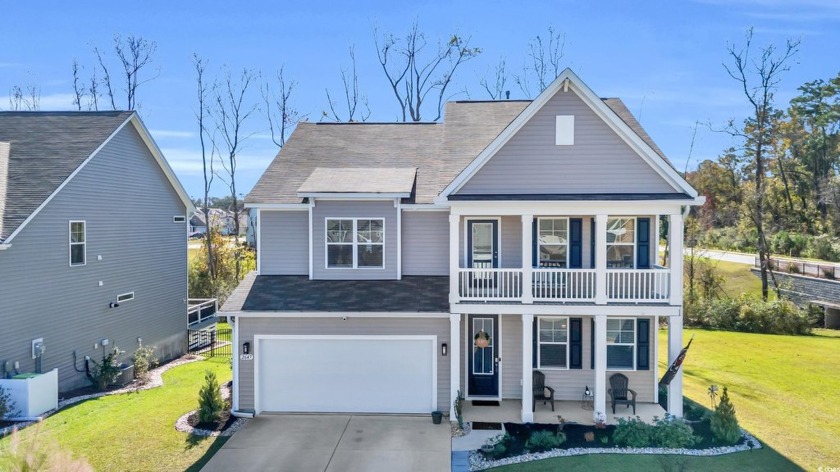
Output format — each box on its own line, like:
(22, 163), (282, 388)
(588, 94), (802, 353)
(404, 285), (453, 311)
(441, 343), (448, 356)
(242, 342), (250, 355)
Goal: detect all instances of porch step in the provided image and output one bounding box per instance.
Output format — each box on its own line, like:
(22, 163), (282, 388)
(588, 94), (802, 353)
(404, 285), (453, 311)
(451, 451), (470, 472)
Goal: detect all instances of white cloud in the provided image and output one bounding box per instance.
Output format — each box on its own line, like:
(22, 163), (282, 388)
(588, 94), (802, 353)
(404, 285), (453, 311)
(150, 129), (195, 139)
(0, 92), (76, 111)
(160, 147), (274, 175)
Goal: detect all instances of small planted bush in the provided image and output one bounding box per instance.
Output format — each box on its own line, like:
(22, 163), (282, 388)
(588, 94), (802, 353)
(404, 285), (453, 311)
(711, 386), (741, 445)
(132, 345), (158, 383)
(89, 346), (124, 391)
(198, 370), (226, 424)
(613, 417), (653, 447)
(524, 430), (566, 453)
(613, 415), (698, 448)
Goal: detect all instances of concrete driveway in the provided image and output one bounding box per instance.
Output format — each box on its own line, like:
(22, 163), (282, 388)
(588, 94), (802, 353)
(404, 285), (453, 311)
(201, 415), (451, 472)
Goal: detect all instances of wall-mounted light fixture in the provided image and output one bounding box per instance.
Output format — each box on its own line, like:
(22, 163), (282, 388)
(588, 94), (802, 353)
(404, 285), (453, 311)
(585, 385), (591, 397)
(441, 343), (448, 356)
(109, 302), (120, 308)
(242, 342), (250, 355)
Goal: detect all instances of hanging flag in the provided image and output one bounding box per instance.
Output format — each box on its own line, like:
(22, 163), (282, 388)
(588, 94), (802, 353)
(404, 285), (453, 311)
(659, 334), (694, 386)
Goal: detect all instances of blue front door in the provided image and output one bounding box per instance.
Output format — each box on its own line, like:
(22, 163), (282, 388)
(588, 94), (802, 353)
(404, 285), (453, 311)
(468, 314), (500, 397)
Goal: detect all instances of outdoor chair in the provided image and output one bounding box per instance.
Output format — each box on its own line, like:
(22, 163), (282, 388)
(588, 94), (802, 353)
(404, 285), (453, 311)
(533, 370), (555, 412)
(608, 373), (637, 414)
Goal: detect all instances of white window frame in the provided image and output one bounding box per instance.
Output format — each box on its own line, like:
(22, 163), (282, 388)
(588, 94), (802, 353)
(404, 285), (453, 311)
(117, 292), (135, 303)
(173, 215), (186, 223)
(537, 217), (570, 268)
(537, 316), (570, 370)
(69, 220), (86, 267)
(324, 218), (385, 269)
(606, 317), (636, 371)
(606, 217), (636, 269)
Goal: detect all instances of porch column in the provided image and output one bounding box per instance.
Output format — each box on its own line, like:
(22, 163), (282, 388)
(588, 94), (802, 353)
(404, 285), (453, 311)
(449, 214), (460, 304)
(450, 313), (461, 419)
(593, 314), (607, 422)
(232, 316), (239, 412)
(521, 314), (534, 422)
(522, 214), (534, 304)
(594, 214), (608, 305)
(667, 212), (685, 417)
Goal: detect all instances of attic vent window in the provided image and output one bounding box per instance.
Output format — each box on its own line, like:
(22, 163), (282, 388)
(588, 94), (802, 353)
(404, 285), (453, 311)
(173, 216), (186, 223)
(555, 115), (575, 146)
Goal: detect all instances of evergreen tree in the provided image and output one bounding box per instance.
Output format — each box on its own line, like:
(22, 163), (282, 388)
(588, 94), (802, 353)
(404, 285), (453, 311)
(710, 386), (741, 444)
(198, 370), (225, 423)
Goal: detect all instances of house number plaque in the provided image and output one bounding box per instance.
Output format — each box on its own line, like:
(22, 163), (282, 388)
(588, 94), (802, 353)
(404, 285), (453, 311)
(240, 354), (254, 361)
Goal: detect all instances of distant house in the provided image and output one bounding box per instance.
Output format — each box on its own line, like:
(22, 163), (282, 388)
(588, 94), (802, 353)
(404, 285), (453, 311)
(0, 111), (193, 392)
(191, 208), (247, 236)
(189, 213), (207, 234)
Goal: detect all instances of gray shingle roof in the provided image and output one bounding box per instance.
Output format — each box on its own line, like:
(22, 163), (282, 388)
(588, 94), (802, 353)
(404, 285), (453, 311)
(298, 167), (418, 195)
(0, 111), (134, 242)
(246, 98), (674, 205)
(221, 272), (450, 312)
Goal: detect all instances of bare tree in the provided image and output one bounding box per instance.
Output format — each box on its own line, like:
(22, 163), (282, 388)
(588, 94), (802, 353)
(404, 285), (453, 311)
(324, 46), (370, 122)
(723, 28), (799, 301)
(8, 79), (40, 111)
(515, 26), (565, 98)
(114, 35), (157, 110)
(72, 60), (85, 111)
(480, 57), (510, 100)
(263, 66), (301, 146)
(373, 21), (481, 121)
(194, 54), (216, 280)
(76, 34), (157, 110)
(213, 68), (259, 278)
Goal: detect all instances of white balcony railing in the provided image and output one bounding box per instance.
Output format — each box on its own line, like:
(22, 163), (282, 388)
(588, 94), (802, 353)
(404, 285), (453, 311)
(458, 268), (523, 301)
(606, 268), (670, 302)
(532, 269), (597, 302)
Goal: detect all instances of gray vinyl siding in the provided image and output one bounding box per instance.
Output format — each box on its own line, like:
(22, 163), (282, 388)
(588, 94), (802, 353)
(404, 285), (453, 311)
(0, 124), (187, 392)
(456, 90), (676, 195)
(500, 216), (522, 268)
(501, 315), (523, 398)
(312, 200), (397, 280)
(237, 316), (450, 412)
(259, 210), (308, 275)
(402, 211), (449, 276)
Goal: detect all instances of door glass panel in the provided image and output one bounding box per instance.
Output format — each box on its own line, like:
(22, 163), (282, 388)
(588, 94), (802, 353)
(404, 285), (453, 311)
(472, 317), (494, 375)
(471, 222), (493, 268)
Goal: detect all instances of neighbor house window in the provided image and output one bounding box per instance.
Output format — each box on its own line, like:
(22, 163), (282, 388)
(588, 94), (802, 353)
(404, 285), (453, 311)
(607, 318), (635, 369)
(538, 218), (569, 268)
(538, 317), (569, 369)
(69, 221), (86, 266)
(606, 217), (635, 268)
(326, 218), (384, 268)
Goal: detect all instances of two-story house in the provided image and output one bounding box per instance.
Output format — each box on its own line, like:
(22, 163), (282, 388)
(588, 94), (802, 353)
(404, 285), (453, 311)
(0, 111), (193, 392)
(221, 69), (702, 423)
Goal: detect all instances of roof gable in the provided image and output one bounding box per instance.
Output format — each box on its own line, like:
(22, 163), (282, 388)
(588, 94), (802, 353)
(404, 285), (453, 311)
(439, 69), (697, 200)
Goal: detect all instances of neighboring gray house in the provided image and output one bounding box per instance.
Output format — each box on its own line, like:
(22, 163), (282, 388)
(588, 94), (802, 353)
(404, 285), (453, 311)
(0, 111), (193, 392)
(222, 70), (703, 423)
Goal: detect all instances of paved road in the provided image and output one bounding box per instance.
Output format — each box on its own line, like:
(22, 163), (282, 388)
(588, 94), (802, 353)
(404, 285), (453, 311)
(685, 248), (756, 266)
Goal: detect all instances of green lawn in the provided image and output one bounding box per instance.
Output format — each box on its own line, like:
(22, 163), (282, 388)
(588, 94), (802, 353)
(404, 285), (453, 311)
(709, 258), (766, 298)
(0, 357), (232, 471)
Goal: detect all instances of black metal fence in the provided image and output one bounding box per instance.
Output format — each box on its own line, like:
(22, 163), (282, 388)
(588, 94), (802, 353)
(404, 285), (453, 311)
(188, 327), (232, 358)
(757, 256), (839, 280)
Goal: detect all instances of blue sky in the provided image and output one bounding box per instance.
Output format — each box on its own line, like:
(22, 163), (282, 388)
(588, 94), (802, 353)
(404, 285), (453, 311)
(2, 0), (838, 198)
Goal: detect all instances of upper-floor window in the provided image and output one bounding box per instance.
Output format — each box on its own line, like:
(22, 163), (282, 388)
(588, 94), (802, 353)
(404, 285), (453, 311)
(606, 217), (635, 268)
(69, 221), (86, 266)
(538, 218), (568, 268)
(606, 318), (635, 369)
(538, 317), (569, 369)
(326, 218), (384, 269)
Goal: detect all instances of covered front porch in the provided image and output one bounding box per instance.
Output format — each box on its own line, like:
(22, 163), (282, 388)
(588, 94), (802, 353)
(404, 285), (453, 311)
(462, 399), (667, 426)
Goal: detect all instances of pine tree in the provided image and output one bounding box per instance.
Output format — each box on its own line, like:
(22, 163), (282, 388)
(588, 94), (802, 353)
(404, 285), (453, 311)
(710, 386), (741, 444)
(198, 370), (225, 423)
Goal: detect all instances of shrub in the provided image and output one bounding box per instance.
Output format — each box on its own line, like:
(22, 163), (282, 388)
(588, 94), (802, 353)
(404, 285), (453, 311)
(688, 296), (814, 335)
(710, 386), (741, 445)
(0, 385), (16, 419)
(198, 370), (225, 423)
(89, 346), (124, 391)
(524, 430), (566, 453)
(132, 345), (158, 383)
(807, 234), (840, 261)
(189, 231), (256, 305)
(651, 415), (698, 448)
(613, 417), (653, 447)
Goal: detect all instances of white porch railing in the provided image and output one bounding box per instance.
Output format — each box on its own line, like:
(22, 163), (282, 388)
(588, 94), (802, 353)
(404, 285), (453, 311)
(532, 269), (597, 302)
(458, 268), (523, 301)
(606, 268), (670, 302)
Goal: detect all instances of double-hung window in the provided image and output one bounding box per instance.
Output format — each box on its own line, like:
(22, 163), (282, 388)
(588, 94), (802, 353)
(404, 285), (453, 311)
(538, 218), (568, 268)
(537, 317), (569, 369)
(606, 217), (635, 268)
(606, 318), (635, 369)
(69, 221), (86, 266)
(326, 218), (384, 268)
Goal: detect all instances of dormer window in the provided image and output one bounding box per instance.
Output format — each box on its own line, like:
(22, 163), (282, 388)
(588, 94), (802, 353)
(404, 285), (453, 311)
(326, 218), (384, 269)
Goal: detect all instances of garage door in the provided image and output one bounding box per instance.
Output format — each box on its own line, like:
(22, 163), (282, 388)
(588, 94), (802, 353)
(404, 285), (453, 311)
(256, 335), (437, 414)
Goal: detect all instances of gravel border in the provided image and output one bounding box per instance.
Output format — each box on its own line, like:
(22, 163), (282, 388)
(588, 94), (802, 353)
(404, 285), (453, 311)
(0, 354), (204, 437)
(174, 382), (247, 437)
(468, 428), (762, 471)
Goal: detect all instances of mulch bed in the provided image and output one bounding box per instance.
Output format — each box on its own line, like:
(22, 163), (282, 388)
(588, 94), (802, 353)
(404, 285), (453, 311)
(0, 420), (14, 429)
(186, 409), (237, 434)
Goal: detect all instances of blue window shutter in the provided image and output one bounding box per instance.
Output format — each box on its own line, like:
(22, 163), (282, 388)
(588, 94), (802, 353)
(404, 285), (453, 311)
(532, 317), (538, 368)
(590, 219), (596, 269)
(532, 218), (538, 267)
(590, 318), (595, 369)
(570, 318), (582, 369)
(570, 219), (582, 268)
(637, 218), (650, 269)
(637, 318), (650, 370)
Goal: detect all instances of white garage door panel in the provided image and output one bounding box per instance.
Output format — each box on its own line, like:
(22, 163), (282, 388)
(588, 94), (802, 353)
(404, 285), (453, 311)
(258, 337), (435, 414)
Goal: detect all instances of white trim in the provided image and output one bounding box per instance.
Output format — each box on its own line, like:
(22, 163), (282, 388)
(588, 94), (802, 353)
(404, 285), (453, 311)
(324, 217), (386, 270)
(606, 216), (637, 269)
(244, 203), (310, 210)
(3, 114), (194, 245)
(253, 334), (437, 415)
(537, 217), (570, 268)
(299, 193), (409, 200)
(449, 200), (702, 217)
(451, 303), (680, 317)
(449, 313), (461, 419)
(232, 317), (239, 412)
(463, 217), (502, 269)
(396, 199), (402, 280)
(256, 208), (262, 275)
(116, 292), (135, 303)
(0, 244), (10, 250)
(221, 311), (451, 319)
(308, 200), (314, 279)
(653, 314), (659, 404)
(536, 316), (570, 370)
(521, 314), (534, 422)
(69, 220), (86, 267)
(172, 215), (186, 223)
(464, 314), (503, 401)
(606, 317), (637, 371)
(437, 69), (697, 201)
(401, 204), (450, 211)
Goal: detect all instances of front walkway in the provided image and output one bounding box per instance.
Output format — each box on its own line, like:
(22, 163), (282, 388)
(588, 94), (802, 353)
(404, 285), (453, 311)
(462, 399), (666, 425)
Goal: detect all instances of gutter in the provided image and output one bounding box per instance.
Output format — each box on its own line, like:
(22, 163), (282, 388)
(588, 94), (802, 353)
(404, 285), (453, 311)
(231, 410), (255, 419)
